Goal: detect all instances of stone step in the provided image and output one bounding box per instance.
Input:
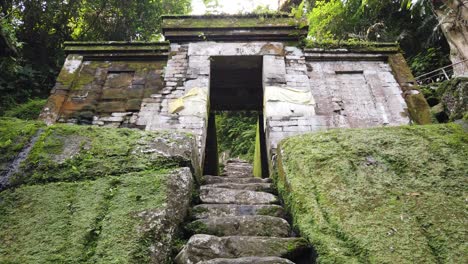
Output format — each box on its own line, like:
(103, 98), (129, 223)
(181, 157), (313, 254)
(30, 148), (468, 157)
(224, 163), (252, 168)
(174, 235), (309, 264)
(223, 165), (253, 172)
(186, 216), (291, 237)
(191, 204), (285, 219)
(199, 257), (295, 264)
(221, 171), (253, 178)
(226, 159), (249, 164)
(203, 182), (274, 192)
(200, 187), (278, 204)
(204, 176), (271, 185)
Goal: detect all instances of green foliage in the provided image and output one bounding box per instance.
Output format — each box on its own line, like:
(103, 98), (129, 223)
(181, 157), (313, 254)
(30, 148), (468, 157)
(215, 112), (257, 162)
(275, 124), (468, 263)
(299, 0), (450, 74)
(409, 47), (451, 78)
(3, 99), (47, 120)
(307, 0), (345, 42)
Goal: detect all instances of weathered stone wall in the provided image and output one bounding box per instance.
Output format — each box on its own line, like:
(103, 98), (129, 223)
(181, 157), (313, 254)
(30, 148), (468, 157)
(305, 53), (409, 128)
(138, 43), (208, 159)
(40, 42), (168, 128)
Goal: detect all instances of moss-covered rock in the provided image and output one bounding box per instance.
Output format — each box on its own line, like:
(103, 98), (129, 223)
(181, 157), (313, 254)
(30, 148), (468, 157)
(0, 118), (198, 263)
(275, 124), (467, 263)
(440, 77), (468, 121)
(421, 77), (468, 123)
(0, 118), (45, 177)
(8, 122), (197, 186)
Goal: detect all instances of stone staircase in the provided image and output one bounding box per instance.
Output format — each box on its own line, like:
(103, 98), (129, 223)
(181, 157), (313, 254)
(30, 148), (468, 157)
(175, 159), (311, 264)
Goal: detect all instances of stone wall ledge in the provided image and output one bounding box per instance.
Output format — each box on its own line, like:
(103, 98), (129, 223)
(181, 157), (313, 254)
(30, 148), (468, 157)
(63, 41), (170, 56)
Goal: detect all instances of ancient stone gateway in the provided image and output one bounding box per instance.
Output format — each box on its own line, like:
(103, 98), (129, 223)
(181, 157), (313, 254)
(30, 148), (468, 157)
(40, 14), (430, 174)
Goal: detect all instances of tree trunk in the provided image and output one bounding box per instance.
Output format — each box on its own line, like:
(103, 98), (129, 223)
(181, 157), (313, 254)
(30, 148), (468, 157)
(435, 0), (468, 76)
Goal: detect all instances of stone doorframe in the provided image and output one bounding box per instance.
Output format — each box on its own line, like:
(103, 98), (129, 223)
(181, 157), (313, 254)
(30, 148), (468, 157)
(140, 41), (307, 169)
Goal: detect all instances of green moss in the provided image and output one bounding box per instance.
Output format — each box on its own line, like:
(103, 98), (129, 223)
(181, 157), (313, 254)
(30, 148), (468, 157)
(11, 123), (190, 186)
(275, 124), (468, 263)
(70, 71), (96, 91)
(185, 220), (210, 235)
(420, 77), (467, 123)
(253, 120), (262, 178)
(65, 45), (168, 52)
(256, 206), (283, 217)
(439, 77), (468, 121)
(0, 119), (196, 263)
(387, 53), (432, 124)
(191, 205), (208, 215)
(304, 39), (399, 52)
(405, 93), (432, 125)
(388, 53), (415, 86)
(0, 118), (45, 174)
(0, 169), (169, 263)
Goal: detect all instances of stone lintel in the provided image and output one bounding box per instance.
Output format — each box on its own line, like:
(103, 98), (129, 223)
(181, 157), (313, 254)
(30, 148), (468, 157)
(63, 41), (170, 59)
(162, 14), (308, 42)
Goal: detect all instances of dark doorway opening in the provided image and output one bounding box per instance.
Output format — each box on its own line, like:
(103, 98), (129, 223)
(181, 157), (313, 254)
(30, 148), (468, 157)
(203, 56), (269, 177)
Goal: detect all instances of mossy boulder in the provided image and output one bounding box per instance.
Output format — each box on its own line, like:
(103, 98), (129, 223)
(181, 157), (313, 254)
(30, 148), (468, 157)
(6, 121), (199, 187)
(275, 124), (467, 263)
(0, 118), (199, 263)
(421, 77), (468, 122)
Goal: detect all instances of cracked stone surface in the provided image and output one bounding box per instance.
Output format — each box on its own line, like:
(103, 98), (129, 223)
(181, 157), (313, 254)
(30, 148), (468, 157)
(186, 215), (291, 237)
(191, 204), (285, 219)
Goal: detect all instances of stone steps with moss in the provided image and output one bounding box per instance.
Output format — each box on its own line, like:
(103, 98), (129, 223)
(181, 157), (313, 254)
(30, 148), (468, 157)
(191, 204), (285, 219)
(186, 215), (291, 237)
(199, 256), (295, 264)
(202, 182), (274, 192)
(176, 159), (311, 263)
(175, 235), (309, 263)
(204, 175), (272, 184)
(200, 257), (294, 264)
(200, 186), (279, 204)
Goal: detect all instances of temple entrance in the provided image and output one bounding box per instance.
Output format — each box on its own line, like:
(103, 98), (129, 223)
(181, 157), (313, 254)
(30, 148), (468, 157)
(203, 56), (269, 177)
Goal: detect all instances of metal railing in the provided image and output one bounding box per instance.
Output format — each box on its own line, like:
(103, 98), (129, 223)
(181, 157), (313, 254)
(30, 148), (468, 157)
(415, 58), (468, 84)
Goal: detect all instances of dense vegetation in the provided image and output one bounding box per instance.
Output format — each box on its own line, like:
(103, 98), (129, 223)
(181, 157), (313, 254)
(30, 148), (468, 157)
(215, 112), (257, 162)
(0, 118), (194, 263)
(293, 0), (452, 79)
(276, 123), (467, 263)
